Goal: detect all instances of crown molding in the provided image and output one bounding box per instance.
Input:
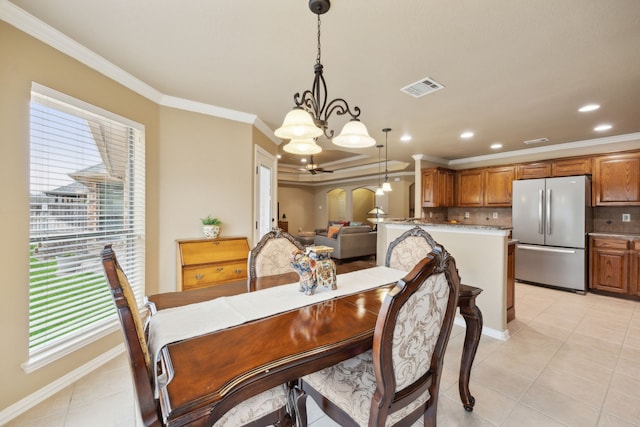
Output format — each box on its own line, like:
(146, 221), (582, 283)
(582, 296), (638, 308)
(447, 132), (640, 166)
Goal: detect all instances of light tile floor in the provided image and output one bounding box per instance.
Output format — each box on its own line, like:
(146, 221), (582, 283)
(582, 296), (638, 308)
(6, 283), (640, 427)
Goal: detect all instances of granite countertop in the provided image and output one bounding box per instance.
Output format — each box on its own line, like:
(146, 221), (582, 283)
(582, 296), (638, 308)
(589, 232), (640, 238)
(381, 219), (512, 231)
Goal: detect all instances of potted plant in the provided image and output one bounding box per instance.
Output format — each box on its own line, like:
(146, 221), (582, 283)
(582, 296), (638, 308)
(201, 215), (222, 239)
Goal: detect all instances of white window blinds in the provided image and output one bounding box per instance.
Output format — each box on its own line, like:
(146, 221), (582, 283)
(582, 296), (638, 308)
(28, 84), (145, 360)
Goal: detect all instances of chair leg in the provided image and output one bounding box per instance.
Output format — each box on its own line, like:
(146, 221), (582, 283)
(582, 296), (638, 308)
(294, 381), (309, 427)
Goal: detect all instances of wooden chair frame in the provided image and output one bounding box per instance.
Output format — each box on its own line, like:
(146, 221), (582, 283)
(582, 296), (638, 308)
(296, 244), (460, 427)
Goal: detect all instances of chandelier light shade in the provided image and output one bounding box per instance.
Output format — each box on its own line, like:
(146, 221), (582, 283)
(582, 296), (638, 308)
(333, 120), (376, 148)
(382, 128), (392, 191)
(274, 108), (323, 140)
(283, 138), (322, 155)
(275, 0), (375, 149)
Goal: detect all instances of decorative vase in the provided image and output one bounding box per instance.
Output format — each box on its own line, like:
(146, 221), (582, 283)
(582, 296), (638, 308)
(202, 225), (220, 239)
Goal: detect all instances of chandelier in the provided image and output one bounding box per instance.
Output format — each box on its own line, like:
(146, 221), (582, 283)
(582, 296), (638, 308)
(275, 0), (375, 153)
(382, 128), (392, 192)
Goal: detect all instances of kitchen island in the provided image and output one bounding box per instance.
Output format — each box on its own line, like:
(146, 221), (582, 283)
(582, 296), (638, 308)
(377, 221), (511, 339)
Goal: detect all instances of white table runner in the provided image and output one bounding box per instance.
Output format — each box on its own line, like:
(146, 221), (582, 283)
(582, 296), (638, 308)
(147, 266), (406, 393)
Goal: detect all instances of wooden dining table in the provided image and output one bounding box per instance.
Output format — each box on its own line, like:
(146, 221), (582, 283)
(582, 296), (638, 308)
(146, 266), (483, 426)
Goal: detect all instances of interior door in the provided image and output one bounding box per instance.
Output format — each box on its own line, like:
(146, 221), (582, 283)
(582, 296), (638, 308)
(254, 146), (277, 244)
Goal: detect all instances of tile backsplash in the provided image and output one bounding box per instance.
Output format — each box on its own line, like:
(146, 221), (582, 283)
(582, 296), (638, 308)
(421, 205), (640, 234)
(593, 206), (640, 234)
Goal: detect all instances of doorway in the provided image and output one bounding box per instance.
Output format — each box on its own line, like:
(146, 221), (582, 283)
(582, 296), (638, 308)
(254, 146), (277, 244)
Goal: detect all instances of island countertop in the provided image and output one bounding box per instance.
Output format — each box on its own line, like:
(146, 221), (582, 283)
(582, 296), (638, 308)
(379, 219), (512, 232)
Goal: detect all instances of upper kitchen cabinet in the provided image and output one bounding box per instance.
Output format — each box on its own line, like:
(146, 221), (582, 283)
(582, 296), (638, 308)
(593, 152), (640, 206)
(484, 166), (515, 206)
(456, 166), (515, 207)
(516, 157), (592, 180)
(422, 167), (455, 207)
(516, 162), (552, 180)
(552, 157), (592, 177)
(456, 169), (484, 207)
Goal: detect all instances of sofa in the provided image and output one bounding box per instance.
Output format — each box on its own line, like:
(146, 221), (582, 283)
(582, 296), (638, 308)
(313, 223), (377, 261)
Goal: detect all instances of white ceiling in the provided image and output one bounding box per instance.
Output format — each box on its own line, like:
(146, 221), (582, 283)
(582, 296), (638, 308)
(5, 0), (640, 181)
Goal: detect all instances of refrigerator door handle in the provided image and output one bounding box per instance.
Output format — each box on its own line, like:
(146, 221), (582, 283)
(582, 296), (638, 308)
(538, 189), (544, 235)
(546, 188), (552, 235)
(518, 244), (576, 254)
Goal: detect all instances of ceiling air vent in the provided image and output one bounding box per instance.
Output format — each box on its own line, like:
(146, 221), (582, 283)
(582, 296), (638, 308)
(400, 77), (445, 98)
(523, 137), (549, 145)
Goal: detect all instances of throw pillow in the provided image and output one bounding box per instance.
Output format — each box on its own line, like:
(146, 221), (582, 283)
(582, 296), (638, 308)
(327, 225), (343, 239)
(337, 220), (350, 226)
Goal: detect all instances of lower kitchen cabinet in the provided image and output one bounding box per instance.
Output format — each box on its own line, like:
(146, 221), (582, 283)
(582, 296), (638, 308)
(589, 235), (640, 296)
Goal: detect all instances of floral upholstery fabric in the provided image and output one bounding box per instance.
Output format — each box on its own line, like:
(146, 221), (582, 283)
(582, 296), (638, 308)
(387, 236), (433, 272)
(392, 273), (449, 390)
(254, 238), (299, 277)
(302, 272), (449, 426)
(213, 384), (288, 427)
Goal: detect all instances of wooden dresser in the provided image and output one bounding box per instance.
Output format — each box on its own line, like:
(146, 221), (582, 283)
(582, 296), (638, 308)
(176, 237), (250, 291)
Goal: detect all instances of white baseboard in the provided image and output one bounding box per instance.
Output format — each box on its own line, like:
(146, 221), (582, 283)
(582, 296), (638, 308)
(0, 344), (125, 425)
(454, 317), (510, 341)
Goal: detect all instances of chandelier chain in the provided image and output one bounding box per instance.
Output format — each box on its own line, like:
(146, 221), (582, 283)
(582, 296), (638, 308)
(316, 14), (322, 65)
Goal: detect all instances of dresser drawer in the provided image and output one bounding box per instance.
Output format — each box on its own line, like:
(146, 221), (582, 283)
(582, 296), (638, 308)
(182, 260), (248, 290)
(590, 237), (630, 250)
(180, 238), (249, 265)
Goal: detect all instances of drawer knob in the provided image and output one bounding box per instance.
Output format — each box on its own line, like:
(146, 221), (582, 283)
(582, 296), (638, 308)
(235, 268), (243, 274)
(217, 267), (224, 272)
(195, 273), (204, 280)
(212, 241), (220, 246)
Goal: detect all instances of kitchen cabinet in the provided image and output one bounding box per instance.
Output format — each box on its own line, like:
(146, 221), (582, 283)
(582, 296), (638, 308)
(507, 241), (516, 322)
(484, 166), (515, 206)
(456, 169), (484, 207)
(593, 152), (640, 206)
(456, 166), (515, 207)
(552, 157), (592, 177)
(516, 162), (552, 180)
(632, 240), (640, 296)
(589, 236), (630, 294)
(177, 237), (250, 291)
(422, 167), (455, 207)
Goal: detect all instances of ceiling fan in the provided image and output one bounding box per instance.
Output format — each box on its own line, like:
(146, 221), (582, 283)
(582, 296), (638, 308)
(304, 155), (333, 175)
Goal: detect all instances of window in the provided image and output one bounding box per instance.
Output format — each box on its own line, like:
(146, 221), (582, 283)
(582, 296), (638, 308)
(27, 83), (145, 367)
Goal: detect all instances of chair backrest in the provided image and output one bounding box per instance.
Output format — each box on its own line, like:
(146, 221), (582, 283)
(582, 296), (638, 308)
(371, 244), (460, 420)
(248, 228), (304, 280)
(385, 226), (439, 271)
(102, 245), (162, 427)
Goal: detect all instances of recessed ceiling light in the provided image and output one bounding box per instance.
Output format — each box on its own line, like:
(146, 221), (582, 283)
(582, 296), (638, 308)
(490, 143), (503, 150)
(460, 131), (474, 139)
(594, 124), (612, 132)
(400, 134), (412, 142)
(276, 154), (282, 159)
(301, 158), (307, 163)
(578, 104), (600, 112)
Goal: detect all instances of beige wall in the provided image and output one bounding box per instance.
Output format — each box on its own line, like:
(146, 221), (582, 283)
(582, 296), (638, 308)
(277, 185), (317, 233)
(0, 21), (273, 412)
(157, 107), (263, 293)
(0, 22), (160, 410)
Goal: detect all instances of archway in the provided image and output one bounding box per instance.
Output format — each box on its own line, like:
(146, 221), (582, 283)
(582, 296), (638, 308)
(352, 187), (375, 224)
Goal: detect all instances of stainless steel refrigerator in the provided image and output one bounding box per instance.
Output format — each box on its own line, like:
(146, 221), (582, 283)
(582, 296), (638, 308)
(512, 175), (592, 293)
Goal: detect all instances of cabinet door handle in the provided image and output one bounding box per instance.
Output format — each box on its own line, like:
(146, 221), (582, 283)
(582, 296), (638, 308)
(195, 273), (204, 280)
(217, 267), (224, 272)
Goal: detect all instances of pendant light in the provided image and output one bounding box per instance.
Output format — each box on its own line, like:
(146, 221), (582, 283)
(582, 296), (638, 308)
(382, 128), (392, 192)
(375, 144), (384, 196)
(275, 0), (375, 149)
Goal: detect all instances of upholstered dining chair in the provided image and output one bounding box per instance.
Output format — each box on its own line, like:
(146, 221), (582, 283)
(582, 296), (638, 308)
(295, 245), (461, 427)
(385, 226), (439, 272)
(248, 228), (305, 283)
(102, 245), (292, 427)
